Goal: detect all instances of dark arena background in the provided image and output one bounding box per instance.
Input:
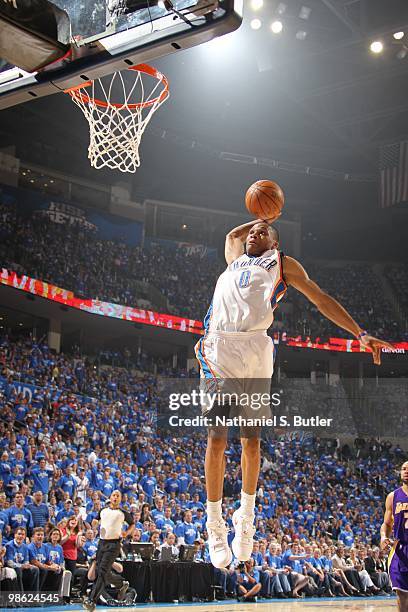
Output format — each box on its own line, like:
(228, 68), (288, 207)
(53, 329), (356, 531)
(0, 0), (407, 611)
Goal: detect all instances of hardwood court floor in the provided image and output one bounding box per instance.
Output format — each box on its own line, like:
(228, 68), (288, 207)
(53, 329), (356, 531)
(118, 599), (395, 612)
(17, 597), (396, 612)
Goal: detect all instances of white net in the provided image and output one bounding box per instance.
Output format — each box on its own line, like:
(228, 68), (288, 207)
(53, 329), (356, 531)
(67, 64), (169, 173)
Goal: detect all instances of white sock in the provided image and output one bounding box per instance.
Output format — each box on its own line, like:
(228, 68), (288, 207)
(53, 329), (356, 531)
(207, 499), (222, 522)
(240, 490), (256, 517)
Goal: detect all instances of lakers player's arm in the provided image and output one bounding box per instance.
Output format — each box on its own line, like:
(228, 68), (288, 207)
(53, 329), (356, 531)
(225, 219), (272, 264)
(380, 492), (394, 549)
(283, 256), (395, 365)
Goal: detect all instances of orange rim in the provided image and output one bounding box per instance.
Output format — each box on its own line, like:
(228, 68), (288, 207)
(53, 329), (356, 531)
(64, 63), (169, 109)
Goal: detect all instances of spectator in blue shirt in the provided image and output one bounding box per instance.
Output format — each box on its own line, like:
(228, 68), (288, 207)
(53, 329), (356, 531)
(303, 543), (331, 595)
(16, 429), (29, 453)
(251, 541), (264, 567)
(160, 507), (175, 534)
(264, 542), (292, 597)
(56, 499), (75, 523)
(30, 458), (51, 496)
(99, 468), (115, 499)
(188, 493), (205, 513)
(28, 527), (51, 590)
(188, 476), (206, 502)
(141, 521), (157, 543)
(46, 528), (65, 567)
(312, 547), (349, 597)
(5, 527), (39, 592)
(139, 468), (157, 501)
(8, 465), (24, 497)
(303, 504), (317, 530)
(27, 491), (50, 528)
(135, 443), (152, 467)
(6, 492), (34, 536)
(282, 542), (310, 597)
(89, 464), (104, 491)
(177, 467), (191, 494)
(129, 508), (143, 531)
(44, 527), (66, 594)
(57, 467), (77, 499)
(338, 524), (355, 547)
(85, 499), (102, 527)
(85, 492), (101, 513)
(13, 400), (29, 422)
(0, 508), (8, 542)
(175, 510), (198, 545)
(120, 465), (138, 495)
(192, 508), (206, 533)
(13, 448), (27, 473)
(82, 529), (99, 562)
(151, 498), (165, 524)
(165, 471), (180, 496)
(0, 451), (12, 487)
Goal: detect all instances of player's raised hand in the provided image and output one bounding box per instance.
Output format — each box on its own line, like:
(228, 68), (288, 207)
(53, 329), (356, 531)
(380, 536), (393, 550)
(359, 335), (395, 365)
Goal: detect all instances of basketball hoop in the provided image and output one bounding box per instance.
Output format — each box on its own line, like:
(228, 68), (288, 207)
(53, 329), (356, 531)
(65, 64), (169, 173)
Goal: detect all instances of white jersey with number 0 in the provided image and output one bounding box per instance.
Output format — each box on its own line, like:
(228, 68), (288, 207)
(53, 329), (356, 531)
(205, 249), (287, 333)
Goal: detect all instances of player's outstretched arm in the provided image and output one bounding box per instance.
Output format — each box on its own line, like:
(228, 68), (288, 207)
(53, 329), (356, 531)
(283, 256), (395, 365)
(380, 492), (394, 550)
(225, 218), (274, 264)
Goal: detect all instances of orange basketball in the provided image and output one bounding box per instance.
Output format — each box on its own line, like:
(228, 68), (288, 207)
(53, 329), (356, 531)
(245, 180), (284, 220)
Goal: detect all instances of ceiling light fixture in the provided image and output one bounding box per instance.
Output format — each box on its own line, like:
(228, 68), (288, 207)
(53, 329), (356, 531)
(370, 41), (383, 54)
(250, 18), (262, 30)
(271, 20), (283, 34)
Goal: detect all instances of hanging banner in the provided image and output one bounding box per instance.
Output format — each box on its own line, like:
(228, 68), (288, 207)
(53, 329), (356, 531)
(0, 268), (203, 334)
(0, 268), (405, 350)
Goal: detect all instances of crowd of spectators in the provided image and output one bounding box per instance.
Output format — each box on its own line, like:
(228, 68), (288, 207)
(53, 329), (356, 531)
(386, 264), (408, 317)
(0, 201), (221, 320)
(0, 335), (403, 603)
(277, 375), (408, 439)
(288, 264), (403, 341)
(0, 199), (405, 340)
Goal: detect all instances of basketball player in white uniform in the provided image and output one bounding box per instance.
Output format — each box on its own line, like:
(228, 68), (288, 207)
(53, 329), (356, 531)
(196, 217), (394, 569)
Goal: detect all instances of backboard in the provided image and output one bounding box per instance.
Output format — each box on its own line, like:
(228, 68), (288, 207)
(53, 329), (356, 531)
(0, 0), (242, 110)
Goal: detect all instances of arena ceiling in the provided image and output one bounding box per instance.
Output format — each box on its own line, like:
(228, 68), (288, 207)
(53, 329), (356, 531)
(0, 0), (407, 185)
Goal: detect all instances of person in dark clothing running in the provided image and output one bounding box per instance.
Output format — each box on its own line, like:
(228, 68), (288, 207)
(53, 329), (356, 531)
(82, 490), (135, 612)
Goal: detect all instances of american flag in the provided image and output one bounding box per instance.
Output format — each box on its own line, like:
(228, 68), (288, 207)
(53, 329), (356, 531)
(379, 141), (408, 208)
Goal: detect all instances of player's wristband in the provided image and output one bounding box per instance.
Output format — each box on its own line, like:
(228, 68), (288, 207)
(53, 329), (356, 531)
(357, 330), (368, 339)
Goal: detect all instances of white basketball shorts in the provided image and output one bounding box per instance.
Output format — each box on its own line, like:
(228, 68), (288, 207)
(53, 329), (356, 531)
(194, 330), (275, 419)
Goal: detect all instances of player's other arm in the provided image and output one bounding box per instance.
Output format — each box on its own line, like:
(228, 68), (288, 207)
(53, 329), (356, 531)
(283, 256), (394, 365)
(380, 492), (394, 550)
(225, 219), (273, 264)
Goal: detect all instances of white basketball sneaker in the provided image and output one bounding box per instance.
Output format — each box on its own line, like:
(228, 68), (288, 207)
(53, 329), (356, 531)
(231, 510), (256, 561)
(207, 519), (233, 569)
